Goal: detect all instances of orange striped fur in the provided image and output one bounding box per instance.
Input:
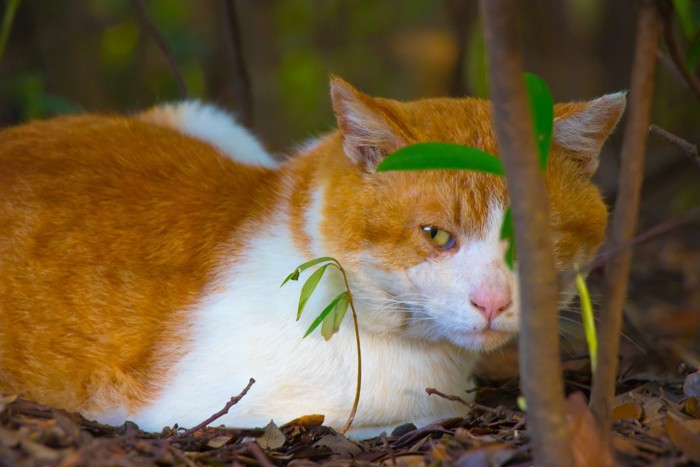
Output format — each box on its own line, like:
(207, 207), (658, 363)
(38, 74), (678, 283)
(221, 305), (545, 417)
(0, 77), (624, 437)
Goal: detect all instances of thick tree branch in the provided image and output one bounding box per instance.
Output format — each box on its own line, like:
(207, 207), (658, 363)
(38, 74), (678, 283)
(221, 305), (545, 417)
(129, 0), (188, 99)
(223, 0), (253, 128)
(590, 0), (662, 441)
(478, 1), (574, 465)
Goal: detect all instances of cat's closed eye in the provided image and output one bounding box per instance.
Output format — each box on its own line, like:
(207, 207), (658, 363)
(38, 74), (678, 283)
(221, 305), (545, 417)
(421, 225), (455, 250)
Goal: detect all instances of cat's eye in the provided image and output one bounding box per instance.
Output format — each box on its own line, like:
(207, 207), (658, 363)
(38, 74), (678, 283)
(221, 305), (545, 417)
(422, 226), (455, 250)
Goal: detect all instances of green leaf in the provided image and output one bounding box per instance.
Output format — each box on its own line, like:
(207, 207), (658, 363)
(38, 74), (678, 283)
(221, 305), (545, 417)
(297, 264), (331, 320)
(321, 293), (350, 340)
(500, 208), (515, 270)
(281, 256), (336, 287)
(575, 266), (597, 373)
(304, 292), (349, 338)
(377, 143), (504, 175)
(524, 73), (554, 170)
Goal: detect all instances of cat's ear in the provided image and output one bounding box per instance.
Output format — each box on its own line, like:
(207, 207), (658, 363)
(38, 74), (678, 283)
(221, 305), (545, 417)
(330, 76), (407, 171)
(553, 92), (626, 176)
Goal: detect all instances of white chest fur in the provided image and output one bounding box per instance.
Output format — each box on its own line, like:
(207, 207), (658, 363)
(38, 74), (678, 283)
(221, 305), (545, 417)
(111, 210), (477, 438)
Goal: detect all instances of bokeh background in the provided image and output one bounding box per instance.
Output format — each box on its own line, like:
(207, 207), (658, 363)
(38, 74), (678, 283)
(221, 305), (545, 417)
(1, 0), (699, 369)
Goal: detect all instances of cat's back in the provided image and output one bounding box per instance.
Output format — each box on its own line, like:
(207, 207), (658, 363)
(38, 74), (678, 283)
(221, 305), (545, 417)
(0, 112), (278, 413)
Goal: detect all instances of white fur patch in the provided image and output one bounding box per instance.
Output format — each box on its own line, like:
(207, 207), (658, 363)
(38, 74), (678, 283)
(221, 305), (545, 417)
(148, 101), (277, 167)
(110, 205), (478, 438)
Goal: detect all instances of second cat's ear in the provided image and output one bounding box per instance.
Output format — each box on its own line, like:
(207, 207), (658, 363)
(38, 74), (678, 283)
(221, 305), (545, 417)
(330, 76), (407, 171)
(552, 92), (626, 176)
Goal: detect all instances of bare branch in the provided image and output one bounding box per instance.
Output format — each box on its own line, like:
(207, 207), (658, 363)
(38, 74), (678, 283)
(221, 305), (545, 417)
(659, 2), (700, 100)
(561, 206), (700, 284)
(649, 124), (700, 168)
(590, 0), (662, 441)
(478, 0), (575, 465)
(129, 0), (188, 99)
(171, 378), (255, 439)
(223, 0), (253, 128)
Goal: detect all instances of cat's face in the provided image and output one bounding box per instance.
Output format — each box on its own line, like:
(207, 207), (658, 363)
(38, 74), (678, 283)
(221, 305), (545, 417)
(321, 77), (623, 352)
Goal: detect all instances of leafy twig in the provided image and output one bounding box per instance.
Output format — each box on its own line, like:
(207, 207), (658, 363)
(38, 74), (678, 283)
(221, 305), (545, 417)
(649, 124), (700, 168)
(171, 378), (255, 439)
(223, 0), (253, 128)
(129, 0), (189, 99)
(0, 0), (20, 66)
(590, 0), (662, 441)
(282, 257), (362, 434)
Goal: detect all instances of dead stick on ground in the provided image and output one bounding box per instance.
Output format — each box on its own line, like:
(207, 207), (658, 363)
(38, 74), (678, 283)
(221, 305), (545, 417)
(590, 0), (662, 442)
(129, 0), (188, 99)
(172, 378), (255, 439)
(649, 124), (700, 167)
(425, 387), (498, 414)
(245, 440), (275, 467)
(380, 432), (398, 467)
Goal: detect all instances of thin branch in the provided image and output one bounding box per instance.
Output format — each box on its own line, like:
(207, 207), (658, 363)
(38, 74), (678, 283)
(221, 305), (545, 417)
(129, 0), (188, 99)
(659, 1), (700, 100)
(223, 0), (253, 128)
(479, 0), (575, 465)
(171, 378), (255, 439)
(0, 0), (20, 66)
(590, 0), (662, 442)
(562, 205), (700, 283)
(649, 124), (700, 167)
(444, 0), (474, 97)
(426, 387), (499, 414)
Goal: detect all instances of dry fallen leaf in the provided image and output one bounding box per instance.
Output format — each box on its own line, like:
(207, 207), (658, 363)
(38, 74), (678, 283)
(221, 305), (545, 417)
(666, 415), (700, 463)
(566, 392), (614, 467)
(206, 434), (233, 449)
(313, 433), (362, 458)
(280, 414), (325, 429)
(612, 402), (643, 421)
(257, 420), (286, 450)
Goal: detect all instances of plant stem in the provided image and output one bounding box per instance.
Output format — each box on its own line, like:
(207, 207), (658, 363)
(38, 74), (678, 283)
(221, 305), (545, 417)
(0, 0), (21, 66)
(590, 0), (662, 441)
(334, 261), (362, 435)
(479, 0), (574, 465)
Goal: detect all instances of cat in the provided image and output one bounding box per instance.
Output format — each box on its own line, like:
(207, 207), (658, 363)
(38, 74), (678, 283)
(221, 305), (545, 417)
(0, 76), (624, 439)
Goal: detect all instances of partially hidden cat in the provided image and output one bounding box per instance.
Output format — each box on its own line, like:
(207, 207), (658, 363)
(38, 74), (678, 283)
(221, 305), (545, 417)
(0, 77), (625, 438)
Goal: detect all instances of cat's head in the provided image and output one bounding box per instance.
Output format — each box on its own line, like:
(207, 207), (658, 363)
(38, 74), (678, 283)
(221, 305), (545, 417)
(319, 77), (625, 352)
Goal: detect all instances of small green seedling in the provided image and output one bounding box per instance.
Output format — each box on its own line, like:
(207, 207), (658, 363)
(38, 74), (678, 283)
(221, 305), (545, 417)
(281, 256), (362, 433)
(574, 264), (598, 373)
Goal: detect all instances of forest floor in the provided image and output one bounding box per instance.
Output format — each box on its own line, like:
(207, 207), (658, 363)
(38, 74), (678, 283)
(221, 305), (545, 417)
(1, 167), (698, 466)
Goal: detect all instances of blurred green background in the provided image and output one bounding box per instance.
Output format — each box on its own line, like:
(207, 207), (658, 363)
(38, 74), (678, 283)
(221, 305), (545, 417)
(0, 0), (698, 199)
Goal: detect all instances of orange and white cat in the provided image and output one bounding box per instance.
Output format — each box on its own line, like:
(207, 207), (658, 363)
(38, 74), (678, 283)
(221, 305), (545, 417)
(0, 77), (624, 438)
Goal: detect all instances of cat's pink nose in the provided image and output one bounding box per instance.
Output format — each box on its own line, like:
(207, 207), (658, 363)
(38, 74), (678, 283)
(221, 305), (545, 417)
(470, 288), (512, 323)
